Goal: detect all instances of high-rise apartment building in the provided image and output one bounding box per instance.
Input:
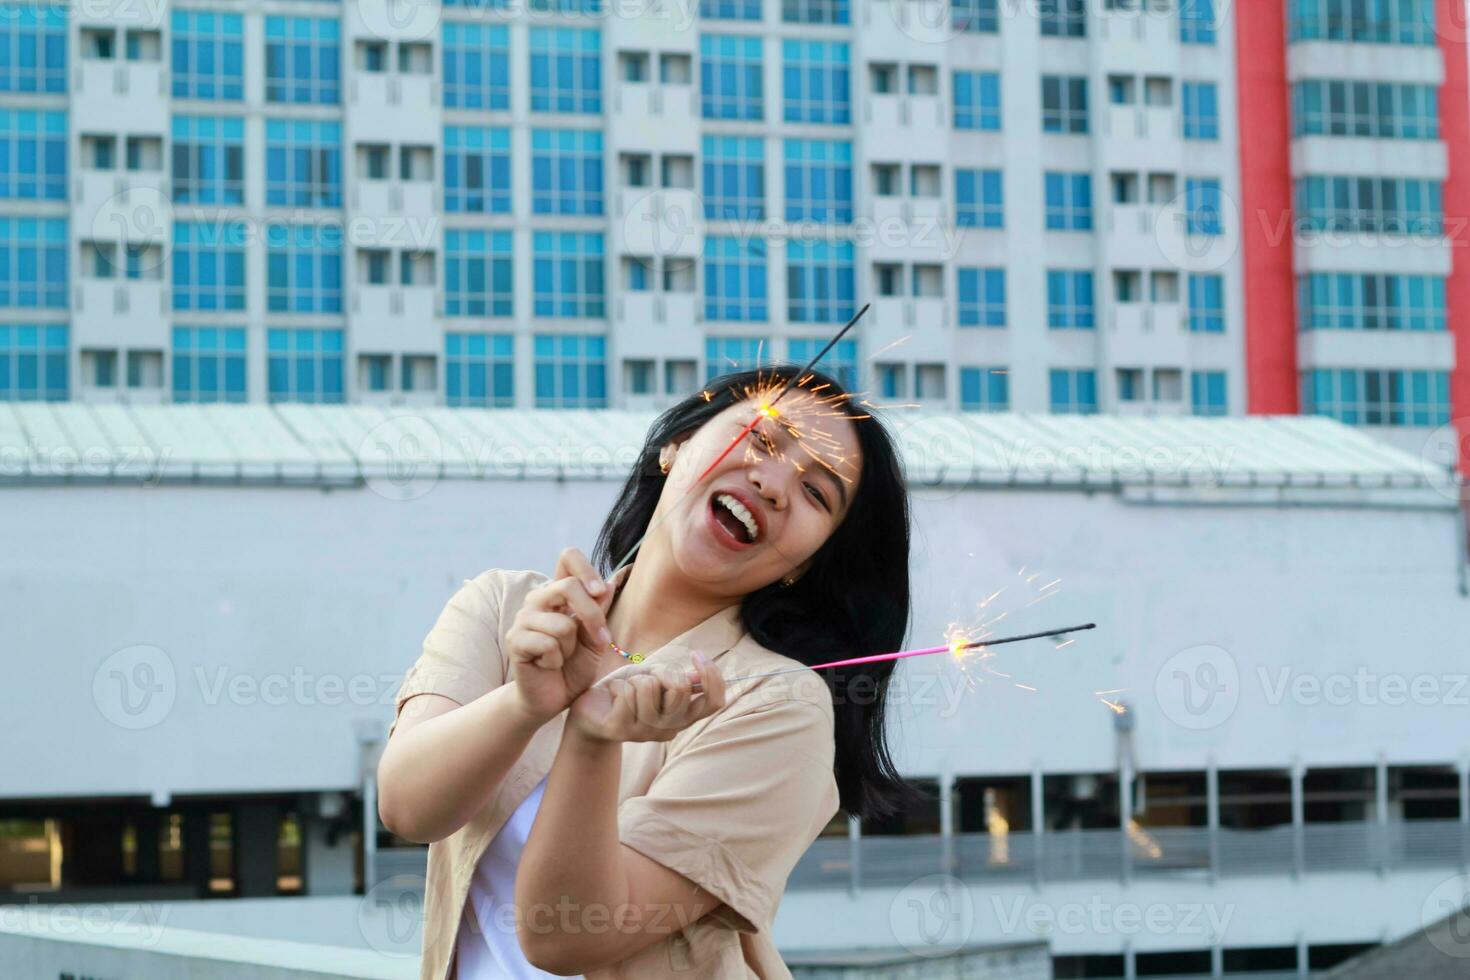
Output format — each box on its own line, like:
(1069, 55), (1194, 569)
(0, 0), (1462, 463)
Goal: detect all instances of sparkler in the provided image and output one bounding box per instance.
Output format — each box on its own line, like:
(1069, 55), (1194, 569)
(609, 302), (872, 575)
(721, 623), (1096, 684)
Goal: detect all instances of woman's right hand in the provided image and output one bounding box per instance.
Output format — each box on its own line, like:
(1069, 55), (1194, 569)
(505, 547), (616, 725)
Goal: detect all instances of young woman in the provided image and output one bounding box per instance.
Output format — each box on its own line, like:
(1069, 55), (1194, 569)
(378, 367), (920, 979)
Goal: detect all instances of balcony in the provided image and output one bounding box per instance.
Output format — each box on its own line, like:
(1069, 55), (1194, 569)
(609, 85), (700, 152)
(618, 189), (701, 259)
(72, 281), (170, 348)
(347, 74), (440, 143)
(76, 173), (172, 243)
(862, 96), (948, 159)
(73, 62), (168, 133)
(351, 181), (439, 236)
(614, 292), (698, 328)
(1106, 302), (1188, 364)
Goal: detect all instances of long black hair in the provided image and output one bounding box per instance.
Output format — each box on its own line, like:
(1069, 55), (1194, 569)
(592, 366), (924, 821)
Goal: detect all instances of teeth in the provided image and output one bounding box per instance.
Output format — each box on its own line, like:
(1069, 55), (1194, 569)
(715, 493), (759, 543)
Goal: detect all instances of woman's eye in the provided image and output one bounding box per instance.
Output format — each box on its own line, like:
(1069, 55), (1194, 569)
(804, 483), (829, 510)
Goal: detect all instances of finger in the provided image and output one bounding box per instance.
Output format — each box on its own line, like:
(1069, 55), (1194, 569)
(661, 667), (693, 719)
(546, 579), (612, 650)
(519, 611), (578, 656)
(693, 652), (726, 714)
(554, 547), (609, 600)
(512, 630), (563, 669)
(632, 673), (664, 728)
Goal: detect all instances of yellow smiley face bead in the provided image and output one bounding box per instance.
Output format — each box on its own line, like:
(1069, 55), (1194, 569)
(609, 640), (644, 664)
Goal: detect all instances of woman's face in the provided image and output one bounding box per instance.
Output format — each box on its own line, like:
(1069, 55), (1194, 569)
(651, 391), (863, 596)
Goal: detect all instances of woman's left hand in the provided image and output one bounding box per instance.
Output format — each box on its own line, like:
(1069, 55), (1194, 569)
(567, 653), (727, 743)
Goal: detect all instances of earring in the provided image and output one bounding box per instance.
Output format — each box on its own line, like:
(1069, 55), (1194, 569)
(658, 446), (675, 474)
(659, 457), (671, 475)
(780, 575), (797, 588)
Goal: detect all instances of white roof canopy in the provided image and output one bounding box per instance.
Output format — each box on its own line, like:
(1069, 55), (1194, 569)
(0, 403), (1457, 505)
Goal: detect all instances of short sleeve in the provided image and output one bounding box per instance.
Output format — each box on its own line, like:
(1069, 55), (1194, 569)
(617, 697), (840, 935)
(388, 571), (508, 740)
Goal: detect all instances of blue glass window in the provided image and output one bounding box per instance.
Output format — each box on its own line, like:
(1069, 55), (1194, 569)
(1188, 273), (1225, 332)
(265, 17), (340, 105)
(782, 40), (850, 124)
(954, 71), (1001, 131)
(1044, 172), (1092, 230)
(1190, 370), (1227, 416)
(533, 231), (605, 318)
(1049, 368), (1098, 414)
(531, 129), (603, 215)
(1288, 0), (1434, 44)
(1182, 81), (1219, 139)
(1041, 75), (1088, 133)
(1297, 272), (1445, 332)
(958, 268), (1006, 327)
(267, 328), (343, 404)
(172, 326), (246, 403)
(0, 5), (66, 94)
(172, 116), (245, 205)
(700, 35), (764, 121)
(956, 169), (1003, 228)
(703, 0), (762, 20)
(704, 237), (767, 322)
(1179, 0), (1216, 43)
(1301, 368), (1449, 426)
(445, 229), (514, 317)
(0, 323), (66, 400)
(782, 0), (847, 24)
(445, 126), (511, 214)
(445, 332), (514, 407)
(172, 10), (244, 100)
(0, 109), (65, 200)
(173, 221), (245, 312)
(1046, 270), (1094, 329)
(529, 27), (600, 114)
(1185, 177), (1223, 235)
(266, 223), (343, 314)
(786, 240), (855, 323)
(443, 23), (510, 110)
(0, 217), (65, 308)
(266, 119), (341, 207)
(960, 366), (1009, 411)
(534, 334), (606, 407)
(703, 136), (765, 221)
(784, 139), (852, 222)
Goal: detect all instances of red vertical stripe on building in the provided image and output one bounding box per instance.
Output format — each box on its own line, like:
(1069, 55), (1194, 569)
(1235, 3), (1299, 413)
(1439, 0), (1470, 476)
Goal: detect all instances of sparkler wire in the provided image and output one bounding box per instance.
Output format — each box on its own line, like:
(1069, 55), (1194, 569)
(721, 623), (1097, 684)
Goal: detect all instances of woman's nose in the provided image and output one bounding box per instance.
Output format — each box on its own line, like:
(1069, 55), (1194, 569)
(748, 467), (785, 510)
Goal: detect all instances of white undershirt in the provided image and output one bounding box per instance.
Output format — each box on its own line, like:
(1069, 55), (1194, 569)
(455, 775), (585, 980)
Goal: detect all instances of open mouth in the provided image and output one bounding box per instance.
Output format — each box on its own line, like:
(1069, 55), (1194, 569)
(709, 492), (759, 546)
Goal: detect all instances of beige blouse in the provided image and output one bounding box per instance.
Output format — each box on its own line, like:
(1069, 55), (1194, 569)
(389, 566), (841, 979)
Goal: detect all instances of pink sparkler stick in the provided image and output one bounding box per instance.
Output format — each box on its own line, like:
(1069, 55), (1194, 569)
(722, 623), (1097, 684)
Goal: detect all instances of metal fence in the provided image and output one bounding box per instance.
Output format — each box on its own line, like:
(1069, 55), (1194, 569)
(787, 819), (1470, 891)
